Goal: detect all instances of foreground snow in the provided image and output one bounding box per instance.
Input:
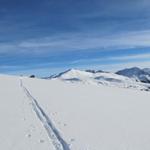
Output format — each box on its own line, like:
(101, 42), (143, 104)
(0, 75), (53, 150)
(1, 74), (150, 150)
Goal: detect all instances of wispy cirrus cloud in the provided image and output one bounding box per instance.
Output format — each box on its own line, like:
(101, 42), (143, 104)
(71, 52), (150, 64)
(1, 29), (150, 56)
(19, 30), (150, 49)
(110, 53), (150, 61)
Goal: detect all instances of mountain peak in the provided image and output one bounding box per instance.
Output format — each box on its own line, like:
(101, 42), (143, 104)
(116, 67), (150, 83)
(49, 68), (150, 91)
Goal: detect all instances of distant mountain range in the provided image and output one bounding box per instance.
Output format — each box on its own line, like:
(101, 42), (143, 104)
(49, 67), (150, 92)
(116, 67), (150, 83)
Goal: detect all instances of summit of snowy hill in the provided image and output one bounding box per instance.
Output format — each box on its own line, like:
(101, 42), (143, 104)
(50, 69), (150, 91)
(52, 69), (93, 82)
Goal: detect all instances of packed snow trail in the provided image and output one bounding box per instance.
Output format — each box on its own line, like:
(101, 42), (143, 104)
(20, 79), (70, 150)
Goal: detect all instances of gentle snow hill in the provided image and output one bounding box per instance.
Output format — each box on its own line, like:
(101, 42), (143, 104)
(116, 67), (150, 84)
(1, 74), (150, 150)
(50, 69), (150, 91)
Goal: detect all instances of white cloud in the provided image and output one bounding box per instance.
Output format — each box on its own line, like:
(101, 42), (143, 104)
(108, 53), (150, 61)
(1, 30), (150, 55)
(18, 30), (150, 51)
(71, 53), (150, 64)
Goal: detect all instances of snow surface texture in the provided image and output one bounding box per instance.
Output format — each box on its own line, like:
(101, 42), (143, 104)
(1, 73), (150, 150)
(20, 79), (70, 150)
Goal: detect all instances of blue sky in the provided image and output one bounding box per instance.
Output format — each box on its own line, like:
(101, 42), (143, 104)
(0, 0), (150, 76)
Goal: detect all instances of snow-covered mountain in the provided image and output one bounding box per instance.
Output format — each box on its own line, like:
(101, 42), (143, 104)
(50, 69), (150, 91)
(143, 68), (150, 74)
(116, 67), (150, 83)
(1, 74), (150, 150)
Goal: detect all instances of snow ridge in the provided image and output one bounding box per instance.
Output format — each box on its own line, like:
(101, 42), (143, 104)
(20, 79), (70, 150)
(51, 69), (150, 91)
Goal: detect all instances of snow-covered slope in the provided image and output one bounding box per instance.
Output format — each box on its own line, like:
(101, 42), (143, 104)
(1, 73), (150, 150)
(143, 68), (150, 74)
(51, 69), (150, 91)
(0, 75), (55, 150)
(116, 67), (150, 83)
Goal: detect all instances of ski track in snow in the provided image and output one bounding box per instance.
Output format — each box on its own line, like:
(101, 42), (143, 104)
(20, 79), (70, 150)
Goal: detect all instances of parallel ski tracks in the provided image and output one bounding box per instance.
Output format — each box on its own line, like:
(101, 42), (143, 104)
(20, 79), (70, 150)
